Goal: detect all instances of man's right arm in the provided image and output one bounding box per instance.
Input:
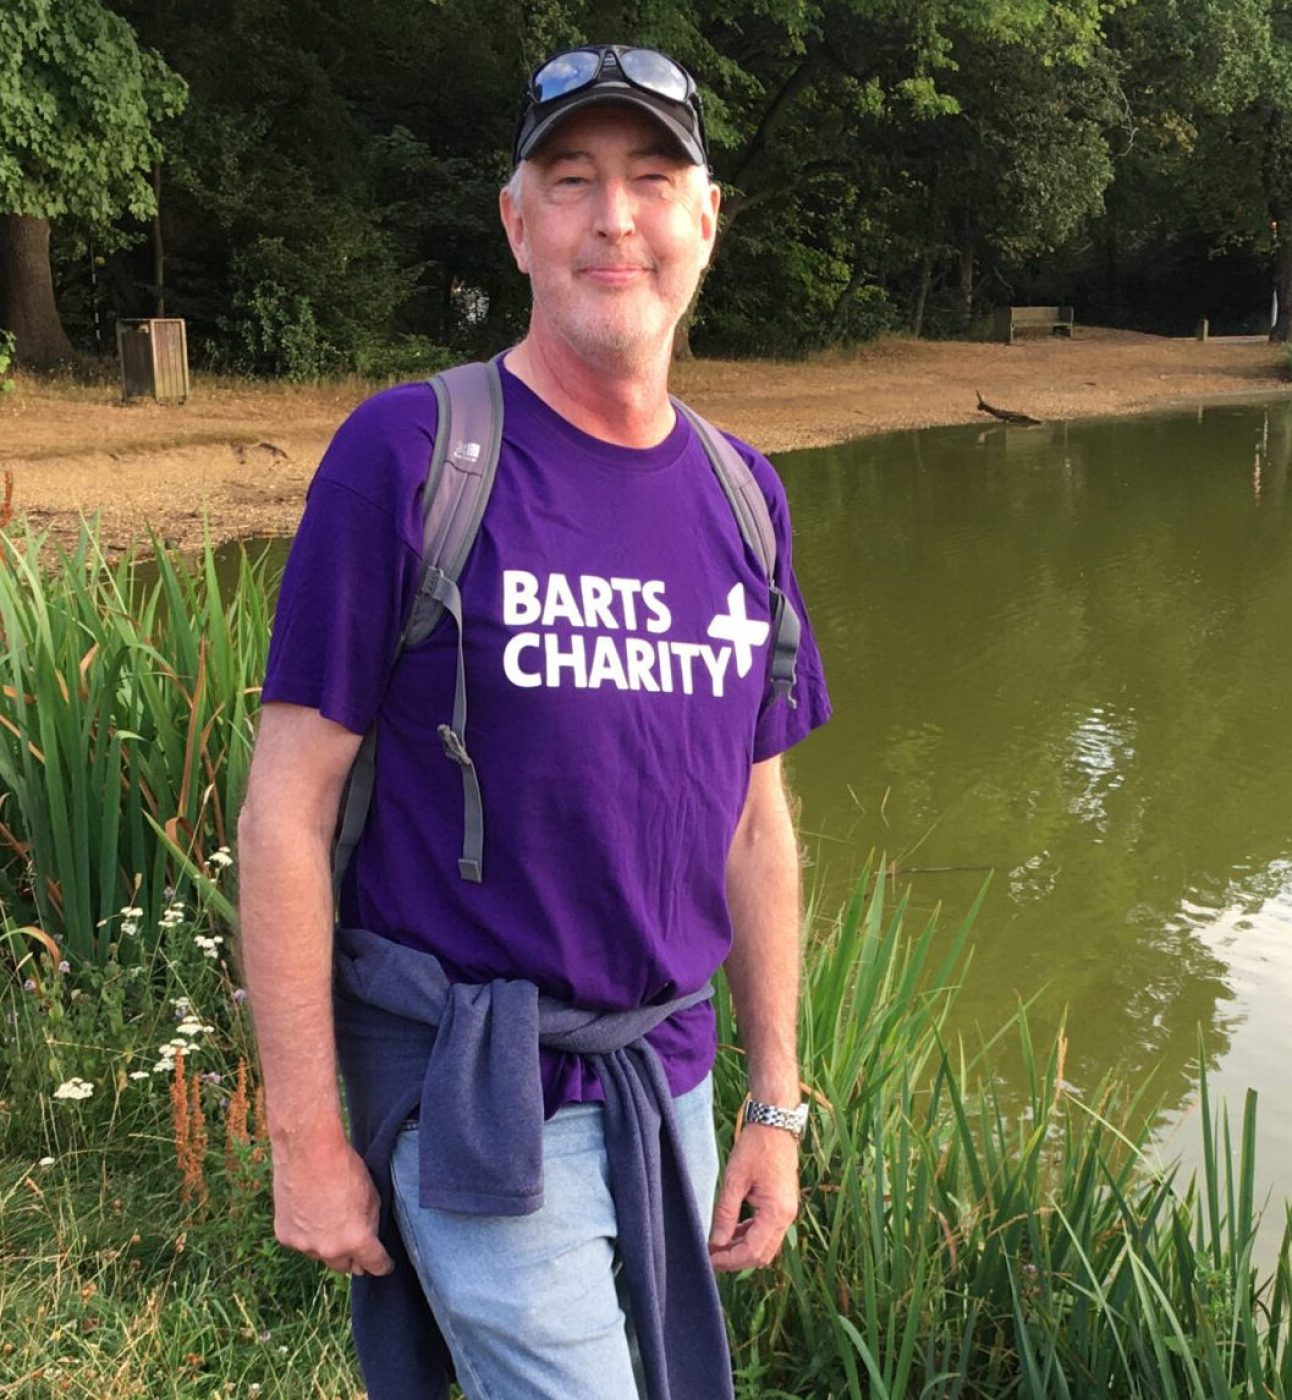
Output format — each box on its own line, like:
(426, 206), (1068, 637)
(237, 701), (393, 1277)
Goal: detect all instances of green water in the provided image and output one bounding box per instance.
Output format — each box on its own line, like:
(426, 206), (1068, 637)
(228, 396), (1292, 1250)
(776, 399), (1292, 1255)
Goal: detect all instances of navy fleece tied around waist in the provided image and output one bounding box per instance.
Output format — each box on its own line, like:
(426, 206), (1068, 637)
(331, 924), (736, 1400)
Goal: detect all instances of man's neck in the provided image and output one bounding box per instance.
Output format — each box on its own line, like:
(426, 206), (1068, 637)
(504, 328), (675, 449)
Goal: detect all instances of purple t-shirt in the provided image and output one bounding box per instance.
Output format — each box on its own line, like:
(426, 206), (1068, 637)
(262, 361), (831, 1112)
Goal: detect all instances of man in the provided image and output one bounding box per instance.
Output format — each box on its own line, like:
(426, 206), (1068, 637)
(238, 42), (831, 1400)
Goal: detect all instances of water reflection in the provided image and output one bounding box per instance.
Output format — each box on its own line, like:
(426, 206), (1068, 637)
(775, 400), (1292, 1208)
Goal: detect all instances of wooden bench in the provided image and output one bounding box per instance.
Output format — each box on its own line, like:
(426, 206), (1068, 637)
(999, 305), (1074, 344)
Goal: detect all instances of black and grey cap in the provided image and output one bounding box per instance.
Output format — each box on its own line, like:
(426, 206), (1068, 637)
(513, 46), (709, 169)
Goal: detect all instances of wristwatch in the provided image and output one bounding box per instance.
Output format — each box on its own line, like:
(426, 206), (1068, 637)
(743, 1097), (809, 1141)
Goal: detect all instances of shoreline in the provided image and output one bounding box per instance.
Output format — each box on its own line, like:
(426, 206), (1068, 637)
(1, 327), (1286, 550)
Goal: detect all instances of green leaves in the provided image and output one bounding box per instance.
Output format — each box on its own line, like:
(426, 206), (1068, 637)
(0, 524), (274, 964)
(0, 0), (186, 223)
(0, 328), (15, 390)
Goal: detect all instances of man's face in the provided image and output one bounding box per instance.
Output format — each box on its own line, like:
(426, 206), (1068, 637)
(500, 105), (720, 367)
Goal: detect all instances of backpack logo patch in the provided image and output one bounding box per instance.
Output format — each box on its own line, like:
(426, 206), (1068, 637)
(452, 441), (482, 464)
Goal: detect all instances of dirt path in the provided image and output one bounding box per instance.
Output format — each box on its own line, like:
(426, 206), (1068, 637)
(2, 328), (1286, 551)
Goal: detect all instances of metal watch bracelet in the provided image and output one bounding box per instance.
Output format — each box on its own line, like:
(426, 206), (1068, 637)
(742, 1097), (809, 1140)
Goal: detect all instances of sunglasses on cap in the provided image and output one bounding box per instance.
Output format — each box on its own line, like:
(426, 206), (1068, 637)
(513, 45), (709, 168)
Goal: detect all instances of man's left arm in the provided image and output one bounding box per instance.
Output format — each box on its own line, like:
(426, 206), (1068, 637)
(709, 753), (803, 1272)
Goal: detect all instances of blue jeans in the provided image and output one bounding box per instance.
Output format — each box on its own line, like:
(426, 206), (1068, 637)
(390, 1073), (721, 1400)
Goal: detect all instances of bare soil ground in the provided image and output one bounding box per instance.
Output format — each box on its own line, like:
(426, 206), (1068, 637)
(1, 327), (1286, 551)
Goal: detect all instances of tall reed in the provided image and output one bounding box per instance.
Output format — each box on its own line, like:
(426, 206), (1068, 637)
(0, 524), (275, 964)
(714, 871), (1292, 1397)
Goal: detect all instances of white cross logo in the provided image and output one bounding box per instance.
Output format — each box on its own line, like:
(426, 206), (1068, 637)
(707, 583), (769, 678)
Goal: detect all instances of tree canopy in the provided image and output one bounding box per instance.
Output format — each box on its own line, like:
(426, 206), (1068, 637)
(0, 0), (185, 222)
(0, 0), (185, 361)
(1, 0), (1285, 369)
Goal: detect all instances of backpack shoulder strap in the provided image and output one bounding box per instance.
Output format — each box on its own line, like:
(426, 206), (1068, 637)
(332, 360), (503, 902)
(671, 399), (801, 707)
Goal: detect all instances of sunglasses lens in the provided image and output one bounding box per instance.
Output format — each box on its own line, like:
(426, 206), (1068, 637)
(532, 50), (602, 103)
(620, 49), (689, 103)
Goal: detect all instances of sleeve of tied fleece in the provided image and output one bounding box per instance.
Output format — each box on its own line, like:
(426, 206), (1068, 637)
(260, 386), (438, 735)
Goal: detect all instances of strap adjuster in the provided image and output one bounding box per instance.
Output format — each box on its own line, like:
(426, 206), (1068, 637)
(437, 723), (474, 769)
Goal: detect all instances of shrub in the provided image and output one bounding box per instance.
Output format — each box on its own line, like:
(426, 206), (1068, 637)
(222, 274), (341, 382)
(353, 333), (458, 382)
(0, 329), (15, 394)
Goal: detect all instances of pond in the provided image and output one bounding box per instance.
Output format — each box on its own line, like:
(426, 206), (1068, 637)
(778, 399), (1292, 1261)
(229, 395), (1292, 1259)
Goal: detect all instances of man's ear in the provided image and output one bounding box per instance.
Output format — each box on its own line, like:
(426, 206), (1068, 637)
(499, 179), (530, 275)
(699, 179), (721, 270)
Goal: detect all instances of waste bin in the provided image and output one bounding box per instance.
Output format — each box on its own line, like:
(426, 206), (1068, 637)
(117, 318), (189, 403)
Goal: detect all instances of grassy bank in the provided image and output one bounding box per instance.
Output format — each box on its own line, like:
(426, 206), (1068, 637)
(3, 525), (1291, 1397)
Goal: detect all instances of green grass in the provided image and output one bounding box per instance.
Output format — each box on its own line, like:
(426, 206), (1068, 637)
(0, 1158), (359, 1399)
(1, 898), (362, 1398)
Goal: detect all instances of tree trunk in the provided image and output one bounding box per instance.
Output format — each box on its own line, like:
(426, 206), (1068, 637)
(151, 163), (165, 318)
(0, 215), (76, 366)
(1271, 211), (1292, 343)
(672, 265), (710, 362)
(829, 266), (865, 341)
(911, 253), (933, 337)
(958, 241), (975, 333)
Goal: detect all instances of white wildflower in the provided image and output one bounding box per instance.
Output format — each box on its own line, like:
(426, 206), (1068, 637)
(52, 1078), (94, 1101)
(176, 1017), (206, 1036)
(128, 1070), (149, 1081)
(207, 847), (233, 869)
(172, 996), (191, 1014)
(37, 1156), (55, 1167)
(120, 905), (144, 918)
(121, 920), (140, 938)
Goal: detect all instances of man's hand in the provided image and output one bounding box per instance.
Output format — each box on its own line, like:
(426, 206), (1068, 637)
(272, 1134), (394, 1277)
(707, 1124), (799, 1271)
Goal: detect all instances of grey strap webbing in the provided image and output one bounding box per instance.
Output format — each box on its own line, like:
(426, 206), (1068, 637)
(332, 361), (502, 901)
(672, 400), (801, 706)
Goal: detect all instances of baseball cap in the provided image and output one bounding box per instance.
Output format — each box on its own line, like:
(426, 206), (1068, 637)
(513, 45), (709, 169)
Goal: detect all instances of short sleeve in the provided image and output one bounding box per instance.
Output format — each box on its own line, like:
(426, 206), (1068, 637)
(732, 439), (833, 762)
(260, 387), (437, 734)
